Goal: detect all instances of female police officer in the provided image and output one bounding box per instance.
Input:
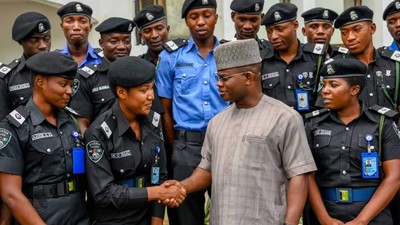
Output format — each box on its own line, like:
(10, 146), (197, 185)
(84, 56), (185, 225)
(0, 52), (89, 225)
(305, 58), (400, 224)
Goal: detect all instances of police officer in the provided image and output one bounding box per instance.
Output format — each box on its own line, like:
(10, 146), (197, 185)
(57, 1), (102, 68)
(69, 17), (135, 133)
(134, 5), (170, 65)
(0, 52), (89, 225)
(84, 56), (185, 225)
(383, 0), (400, 51)
(301, 7), (343, 59)
(227, 0), (269, 49)
(0, 12), (51, 120)
(305, 58), (400, 224)
(156, 0), (229, 224)
(260, 3), (326, 115)
(334, 6), (400, 112)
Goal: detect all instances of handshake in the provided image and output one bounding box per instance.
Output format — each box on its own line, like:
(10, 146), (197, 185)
(154, 180), (187, 208)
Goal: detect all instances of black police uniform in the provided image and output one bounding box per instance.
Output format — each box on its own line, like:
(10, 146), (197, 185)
(305, 105), (400, 224)
(84, 103), (166, 225)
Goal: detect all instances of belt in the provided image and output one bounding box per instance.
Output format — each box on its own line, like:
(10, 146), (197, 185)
(23, 179), (78, 199)
(175, 130), (205, 143)
(117, 176), (148, 188)
(320, 187), (376, 203)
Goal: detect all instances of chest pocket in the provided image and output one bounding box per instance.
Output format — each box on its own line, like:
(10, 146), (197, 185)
(109, 149), (137, 179)
(175, 67), (197, 95)
(30, 136), (64, 176)
(358, 134), (378, 152)
(240, 134), (267, 170)
(92, 87), (114, 106)
(10, 88), (31, 109)
(261, 73), (280, 92)
(312, 134), (331, 156)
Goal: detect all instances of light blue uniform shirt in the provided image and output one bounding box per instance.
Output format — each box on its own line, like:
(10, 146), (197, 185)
(60, 43), (103, 68)
(388, 41), (400, 51)
(156, 37), (229, 132)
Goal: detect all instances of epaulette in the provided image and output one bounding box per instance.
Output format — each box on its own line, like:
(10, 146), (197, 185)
(303, 43), (325, 55)
(94, 48), (104, 58)
(219, 39), (230, 44)
(5, 105), (29, 128)
(369, 105), (398, 118)
(78, 64), (98, 78)
(64, 106), (81, 117)
(150, 111), (161, 128)
(378, 46), (400, 62)
(163, 38), (188, 53)
(305, 108), (329, 120)
(0, 59), (20, 78)
(337, 47), (349, 55)
(100, 115), (117, 139)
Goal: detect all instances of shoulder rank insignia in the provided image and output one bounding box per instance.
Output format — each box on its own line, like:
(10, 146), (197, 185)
(94, 48), (104, 58)
(163, 38), (188, 53)
(379, 47), (400, 62)
(6, 105), (29, 128)
(305, 108), (329, 120)
(303, 43), (325, 55)
(152, 111), (161, 127)
(64, 106), (81, 117)
(78, 64), (98, 78)
(0, 59), (20, 78)
(369, 105), (398, 118)
(100, 115), (116, 139)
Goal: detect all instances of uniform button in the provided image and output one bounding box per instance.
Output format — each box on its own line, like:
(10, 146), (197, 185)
(345, 127), (349, 131)
(66, 173), (71, 177)
(204, 81), (208, 85)
(369, 93), (374, 97)
(370, 146), (375, 150)
(306, 81), (310, 85)
(46, 148), (51, 153)
(315, 144), (319, 147)
(387, 85), (391, 89)
(101, 98), (105, 102)
(269, 84), (273, 87)
(367, 74), (371, 78)
(342, 170), (347, 175)
(20, 97), (24, 101)
(113, 116), (116, 119)
(182, 73), (186, 78)
(144, 164), (147, 168)
(205, 64), (208, 67)
(59, 131), (63, 135)
(287, 86), (292, 90)
(204, 101), (208, 105)
(286, 69), (290, 72)
(120, 169), (124, 174)
(341, 146), (345, 150)
(66, 151), (70, 155)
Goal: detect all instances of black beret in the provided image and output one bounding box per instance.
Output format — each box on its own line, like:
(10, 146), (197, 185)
(230, 0), (264, 15)
(108, 56), (155, 92)
(383, 0), (400, 20)
(57, 1), (93, 19)
(95, 17), (134, 34)
(320, 58), (367, 78)
(134, 5), (166, 30)
(261, 3), (297, 26)
(334, 6), (373, 29)
(301, 7), (338, 24)
(12, 12), (51, 42)
(181, 0), (217, 18)
(26, 52), (77, 79)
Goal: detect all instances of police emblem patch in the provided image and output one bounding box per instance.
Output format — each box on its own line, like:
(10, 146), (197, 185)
(72, 78), (80, 96)
(350, 11), (358, 21)
(254, 3), (260, 12)
(146, 12), (154, 21)
(86, 140), (104, 163)
(327, 64), (335, 74)
(396, 1), (400, 10)
(38, 23), (45, 32)
(0, 128), (12, 150)
(76, 3), (83, 12)
(323, 10), (329, 19)
(202, 0), (208, 5)
(128, 23), (133, 32)
(274, 11), (281, 21)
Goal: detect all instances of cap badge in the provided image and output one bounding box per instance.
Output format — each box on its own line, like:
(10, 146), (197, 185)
(38, 23), (45, 32)
(76, 3), (83, 12)
(274, 11), (281, 21)
(350, 11), (358, 21)
(202, 0), (208, 5)
(146, 12), (154, 21)
(327, 64), (335, 75)
(323, 10), (329, 19)
(396, 2), (400, 10)
(128, 23), (133, 32)
(255, 3), (260, 12)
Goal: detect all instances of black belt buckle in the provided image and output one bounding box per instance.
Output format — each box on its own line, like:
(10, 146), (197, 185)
(336, 188), (353, 203)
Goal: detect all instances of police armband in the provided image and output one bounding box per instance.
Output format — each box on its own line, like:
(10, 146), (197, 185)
(163, 38), (188, 53)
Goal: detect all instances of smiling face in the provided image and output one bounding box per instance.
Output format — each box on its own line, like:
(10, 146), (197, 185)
(34, 75), (73, 109)
(99, 33), (132, 62)
(185, 8), (218, 42)
(118, 82), (155, 116)
(140, 19), (169, 53)
(60, 15), (92, 46)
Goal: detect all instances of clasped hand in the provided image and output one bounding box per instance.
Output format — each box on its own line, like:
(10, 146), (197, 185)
(157, 180), (187, 208)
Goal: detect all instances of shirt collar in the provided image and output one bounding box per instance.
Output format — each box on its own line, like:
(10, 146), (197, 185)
(26, 98), (70, 126)
(327, 102), (377, 124)
(389, 41), (400, 51)
(60, 43), (99, 66)
(111, 102), (131, 137)
(15, 55), (28, 73)
(184, 36), (220, 53)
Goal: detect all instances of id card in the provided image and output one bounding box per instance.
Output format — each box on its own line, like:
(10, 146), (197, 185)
(72, 146), (85, 174)
(151, 166), (160, 185)
(361, 152), (379, 179)
(296, 89), (310, 111)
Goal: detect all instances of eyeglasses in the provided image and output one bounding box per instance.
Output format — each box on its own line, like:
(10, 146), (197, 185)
(216, 71), (248, 82)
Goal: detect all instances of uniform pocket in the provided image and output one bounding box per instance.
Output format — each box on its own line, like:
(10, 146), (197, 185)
(31, 136), (63, 176)
(175, 67), (197, 95)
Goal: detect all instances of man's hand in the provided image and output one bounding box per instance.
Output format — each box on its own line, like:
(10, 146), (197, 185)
(157, 180), (186, 208)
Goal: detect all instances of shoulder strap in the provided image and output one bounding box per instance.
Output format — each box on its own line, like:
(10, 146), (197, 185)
(5, 105), (29, 128)
(369, 105), (398, 118)
(100, 115), (116, 139)
(305, 108), (329, 120)
(303, 43), (325, 55)
(163, 38), (188, 53)
(0, 59), (20, 78)
(94, 48), (104, 57)
(78, 64), (98, 78)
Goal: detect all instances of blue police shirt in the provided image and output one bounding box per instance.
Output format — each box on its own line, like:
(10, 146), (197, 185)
(388, 41), (400, 51)
(156, 37), (229, 132)
(60, 43), (102, 68)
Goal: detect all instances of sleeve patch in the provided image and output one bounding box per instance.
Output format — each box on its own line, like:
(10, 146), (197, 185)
(0, 128), (12, 150)
(86, 140), (104, 163)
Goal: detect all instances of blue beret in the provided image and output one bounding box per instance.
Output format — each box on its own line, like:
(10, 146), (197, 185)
(108, 56), (155, 93)
(334, 6), (373, 29)
(57, 1), (92, 19)
(301, 7), (338, 24)
(95, 17), (134, 34)
(230, 0), (264, 15)
(12, 12), (51, 42)
(261, 3), (297, 26)
(26, 52), (77, 79)
(134, 5), (166, 30)
(320, 58), (367, 78)
(181, 0), (217, 18)
(383, 0), (400, 20)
